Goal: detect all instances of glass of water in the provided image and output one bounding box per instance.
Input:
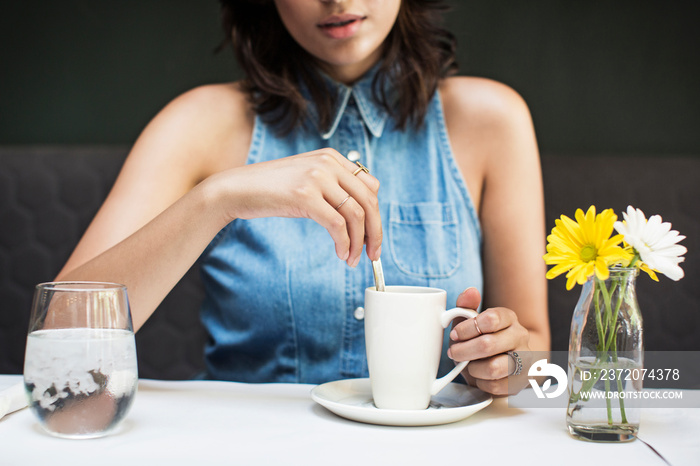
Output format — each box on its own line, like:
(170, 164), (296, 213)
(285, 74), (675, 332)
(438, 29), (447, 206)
(23, 282), (138, 439)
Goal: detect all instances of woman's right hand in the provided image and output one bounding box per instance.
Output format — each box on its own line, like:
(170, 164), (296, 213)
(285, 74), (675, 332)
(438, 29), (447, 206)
(206, 148), (382, 267)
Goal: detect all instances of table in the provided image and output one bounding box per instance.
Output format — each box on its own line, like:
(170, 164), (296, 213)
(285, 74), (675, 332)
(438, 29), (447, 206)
(1, 375), (698, 465)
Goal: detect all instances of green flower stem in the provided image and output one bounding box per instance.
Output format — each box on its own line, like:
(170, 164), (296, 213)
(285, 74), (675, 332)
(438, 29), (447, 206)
(605, 281), (629, 424)
(604, 374), (613, 424)
(569, 276), (630, 426)
(594, 288), (605, 352)
(628, 254), (640, 269)
(569, 288), (605, 403)
(570, 290), (607, 404)
(599, 280), (615, 423)
(614, 346), (629, 424)
(597, 276), (628, 425)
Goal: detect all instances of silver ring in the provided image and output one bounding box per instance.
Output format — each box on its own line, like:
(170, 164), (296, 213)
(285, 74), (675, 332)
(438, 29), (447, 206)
(508, 351), (523, 376)
(335, 195), (351, 210)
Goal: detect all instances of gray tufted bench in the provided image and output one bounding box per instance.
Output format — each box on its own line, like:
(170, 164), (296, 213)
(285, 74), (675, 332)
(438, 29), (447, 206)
(1, 147), (698, 379)
(0, 146), (206, 379)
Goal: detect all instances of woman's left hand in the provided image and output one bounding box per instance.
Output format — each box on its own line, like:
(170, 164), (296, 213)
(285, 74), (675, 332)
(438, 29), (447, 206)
(447, 288), (532, 395)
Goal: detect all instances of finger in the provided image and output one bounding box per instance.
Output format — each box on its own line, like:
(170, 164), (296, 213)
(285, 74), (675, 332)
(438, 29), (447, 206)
(319, 148), (380, 192)
(334, 195), (366, 267)
(465, 354), (511, 381)
(323, 185), (365, 267)
(449, 324), (521, 362)
(473, 378), (512, 396)
(307, 198), (351, 261)
(351, 161), (370, 178)
(451, 307), (516, 342)
(335, 169), (382, 261)
(470, 367), (530, 396)
(314, 149), (382, 260)
(456, 287), (481, 310)
(449, 315), (483, 342)
(449, 288), (482, 335)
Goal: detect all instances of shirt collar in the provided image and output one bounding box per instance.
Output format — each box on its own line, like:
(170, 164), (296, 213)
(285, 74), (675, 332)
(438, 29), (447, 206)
(303, 66), (391, 140)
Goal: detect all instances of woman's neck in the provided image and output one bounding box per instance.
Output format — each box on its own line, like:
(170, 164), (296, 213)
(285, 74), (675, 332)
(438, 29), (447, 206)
(315, 49), (383, 86)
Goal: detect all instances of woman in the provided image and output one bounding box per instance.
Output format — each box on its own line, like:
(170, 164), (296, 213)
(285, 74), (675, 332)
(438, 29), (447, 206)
(57, 0), (549, 395)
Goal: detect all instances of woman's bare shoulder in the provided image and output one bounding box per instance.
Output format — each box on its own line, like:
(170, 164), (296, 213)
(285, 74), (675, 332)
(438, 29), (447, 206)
(133, 81), (255, 177)
(440, 76), (533, 134)
(161, 82), (254, 148)
(440, 77), (537, 165)
(438, 77), (539, 210)
(168, 82), (251, 120)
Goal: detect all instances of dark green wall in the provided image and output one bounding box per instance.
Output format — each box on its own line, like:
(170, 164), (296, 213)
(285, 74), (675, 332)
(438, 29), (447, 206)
(1, 1), (698, 155)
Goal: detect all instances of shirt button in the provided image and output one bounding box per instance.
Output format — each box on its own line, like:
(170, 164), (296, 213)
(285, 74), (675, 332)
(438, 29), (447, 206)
(353, 307), (365, 320)
(347, 150), (361, 162)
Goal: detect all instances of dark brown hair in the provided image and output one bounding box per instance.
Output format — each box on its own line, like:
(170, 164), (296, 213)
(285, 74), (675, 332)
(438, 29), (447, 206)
(219, 0), (457, 134)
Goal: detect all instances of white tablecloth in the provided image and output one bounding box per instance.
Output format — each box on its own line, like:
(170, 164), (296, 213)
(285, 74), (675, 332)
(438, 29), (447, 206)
(1, 375), (697, 465)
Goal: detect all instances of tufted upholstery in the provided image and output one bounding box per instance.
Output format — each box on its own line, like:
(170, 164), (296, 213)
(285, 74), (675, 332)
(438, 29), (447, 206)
(0, 146), (206, 379)
(1, 147), (698, 379)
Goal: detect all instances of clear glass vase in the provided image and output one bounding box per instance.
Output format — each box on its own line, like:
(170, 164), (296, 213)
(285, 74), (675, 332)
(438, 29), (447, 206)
(566, 268), (643, 442)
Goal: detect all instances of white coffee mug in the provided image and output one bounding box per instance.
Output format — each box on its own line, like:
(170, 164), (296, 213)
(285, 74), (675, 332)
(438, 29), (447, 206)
(364, 286), (478, 410)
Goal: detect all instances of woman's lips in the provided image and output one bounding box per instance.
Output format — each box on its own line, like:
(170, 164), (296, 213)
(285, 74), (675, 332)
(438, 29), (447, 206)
(317, 14), (366, 39)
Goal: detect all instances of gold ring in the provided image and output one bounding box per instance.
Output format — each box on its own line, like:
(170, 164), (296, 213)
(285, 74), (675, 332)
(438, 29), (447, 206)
(335, 195), (351, 210)
(352, 161), (369, 176)
(473, 317), (483, 336)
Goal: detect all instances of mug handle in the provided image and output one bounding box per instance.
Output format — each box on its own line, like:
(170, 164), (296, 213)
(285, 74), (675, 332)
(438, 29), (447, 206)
(430, 307), (479, 395)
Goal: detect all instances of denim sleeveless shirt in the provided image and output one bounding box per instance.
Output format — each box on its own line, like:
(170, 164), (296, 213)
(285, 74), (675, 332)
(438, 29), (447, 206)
(199, 71), (483, 384)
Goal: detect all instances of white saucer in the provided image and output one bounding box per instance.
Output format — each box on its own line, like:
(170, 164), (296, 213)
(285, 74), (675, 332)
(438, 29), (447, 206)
(311, 378), (492, 427)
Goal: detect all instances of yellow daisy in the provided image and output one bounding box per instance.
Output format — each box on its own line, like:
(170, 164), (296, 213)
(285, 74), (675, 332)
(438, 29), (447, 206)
(544, 206), (632, 290)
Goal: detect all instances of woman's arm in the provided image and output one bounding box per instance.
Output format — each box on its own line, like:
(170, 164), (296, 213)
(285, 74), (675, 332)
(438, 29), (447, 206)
(56, 84), (253, 329)
(441, 77), (550, 394)
(57, 83), (382, 331)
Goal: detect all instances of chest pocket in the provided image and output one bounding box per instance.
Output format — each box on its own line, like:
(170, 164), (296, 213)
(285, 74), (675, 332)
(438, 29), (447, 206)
(388, 202), (461, 278)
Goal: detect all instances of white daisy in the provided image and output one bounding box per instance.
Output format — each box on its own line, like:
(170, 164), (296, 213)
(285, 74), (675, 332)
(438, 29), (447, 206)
(614, 205), (687, 281)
